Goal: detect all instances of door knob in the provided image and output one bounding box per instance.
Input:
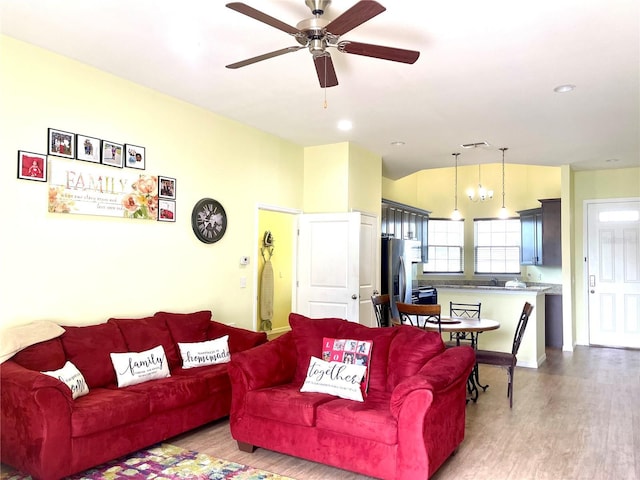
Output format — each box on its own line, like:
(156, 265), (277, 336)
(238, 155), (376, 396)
(590, 290), (595, 294)
(352, 294), (358, 300)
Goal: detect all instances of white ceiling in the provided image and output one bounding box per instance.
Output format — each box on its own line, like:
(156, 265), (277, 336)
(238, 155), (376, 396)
(1, 0), (638, 179)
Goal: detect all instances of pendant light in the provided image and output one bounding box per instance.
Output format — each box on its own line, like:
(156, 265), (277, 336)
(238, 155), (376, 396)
(451, 153), (462, 221)
(498, 147), (509, 219)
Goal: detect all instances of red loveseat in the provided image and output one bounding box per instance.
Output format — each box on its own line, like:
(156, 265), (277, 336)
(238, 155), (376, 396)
(228, 313), (475, 480)
(0, 310), (267, 480)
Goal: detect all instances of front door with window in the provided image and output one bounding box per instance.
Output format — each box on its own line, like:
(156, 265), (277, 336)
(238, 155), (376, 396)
(587, 200), (640, 348)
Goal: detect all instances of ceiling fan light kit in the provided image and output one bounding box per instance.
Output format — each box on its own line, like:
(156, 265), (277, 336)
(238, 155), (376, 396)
(225, 1), (420, 88)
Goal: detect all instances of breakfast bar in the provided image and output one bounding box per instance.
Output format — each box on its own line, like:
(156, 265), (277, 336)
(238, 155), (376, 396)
(431, 285), (548, 368)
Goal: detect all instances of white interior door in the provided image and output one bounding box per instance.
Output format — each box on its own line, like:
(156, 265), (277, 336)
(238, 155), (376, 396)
(358, 213), (378, 327)
(296, 212), (360, 322)
(587, 200), (640, 348)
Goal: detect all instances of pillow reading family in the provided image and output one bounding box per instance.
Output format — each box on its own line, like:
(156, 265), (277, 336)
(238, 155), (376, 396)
(177, 335), (230, 369)
(41, 360), (89, 399)
(110, 345), (170, 388)
(300, 356), (367, 402)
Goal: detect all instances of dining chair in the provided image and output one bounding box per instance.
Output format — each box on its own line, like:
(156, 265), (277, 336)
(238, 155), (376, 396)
(370, 294), (390, 327)
(447, 301), (482, 347)
(395, 302), (442, 333)
(475, 302), (534, 408)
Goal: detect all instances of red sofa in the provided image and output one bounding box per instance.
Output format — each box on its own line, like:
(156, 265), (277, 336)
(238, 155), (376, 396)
(0, 310), (267, 480)
(228, 313), (475, 480)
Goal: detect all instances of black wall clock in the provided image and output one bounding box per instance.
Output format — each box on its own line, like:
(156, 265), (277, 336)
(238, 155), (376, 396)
(191, 198), (227, 244)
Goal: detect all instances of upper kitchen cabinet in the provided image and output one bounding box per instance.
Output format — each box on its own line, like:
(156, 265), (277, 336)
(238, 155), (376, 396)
(381, 199), (430, 262)
(517, 198), (561, 266)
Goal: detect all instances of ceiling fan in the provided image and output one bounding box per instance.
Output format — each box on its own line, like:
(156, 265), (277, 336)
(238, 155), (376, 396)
(225, 0), (420, 88)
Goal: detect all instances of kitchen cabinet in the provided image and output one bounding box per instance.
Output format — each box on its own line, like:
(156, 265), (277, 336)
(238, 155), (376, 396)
(381, 200), (430, 262)
(517, 198), (561, 266)
(545, 294), (563, 348)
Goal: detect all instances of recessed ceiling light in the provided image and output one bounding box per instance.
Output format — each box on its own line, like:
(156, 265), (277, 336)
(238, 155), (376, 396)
(390, 141), (405, 146)
(553, 84), (576, 93)
(337, 119), (353, 131)
(605, 158), (619, 163)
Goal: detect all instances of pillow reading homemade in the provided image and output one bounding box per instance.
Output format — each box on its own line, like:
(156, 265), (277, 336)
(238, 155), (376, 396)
(110, 345), (170, 388)
(177, 335), (230, 369)
(41, 360), (89, 399)
(300, 356), (367, 402)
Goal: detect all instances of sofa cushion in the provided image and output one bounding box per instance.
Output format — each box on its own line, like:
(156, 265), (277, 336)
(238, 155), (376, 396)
(109, 315), (181, 369)
(178, 336), (230, 369)
(155, 310), (211, 344)
(316, 391), (397, 445)
(10, 337), (66, 372)
(289, 313), (350, 385)
(386, 325), (445, 391)
(123, 374), (211, 413)
(171, 363), (231, 393)
(207, 321), (267, 354)
(61, 322), (128, 388)
(110, 345), (171, 388)
(247, 384), (335, 427)
(70, 387), (150, 437)
(41, 361), (89, 399)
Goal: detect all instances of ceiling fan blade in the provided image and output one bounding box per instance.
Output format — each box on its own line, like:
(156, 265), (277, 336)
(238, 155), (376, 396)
(325, 0), (386, 37)
(226, 2), (300, 35)
(338, 41), (420, 64)
(226, 46), (304, 69)
(314, 55), (338, 88)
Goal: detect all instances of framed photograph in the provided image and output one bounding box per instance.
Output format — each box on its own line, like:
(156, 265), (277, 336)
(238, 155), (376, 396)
(124, 144), (145, 170)
(76, 134), (101, 163)
(158, 176), (176, 200)
(48, 128), (75, 159)
(101, 140), (124, 168)
(17, 150), (47, 182)
(158, 200), (176, 222)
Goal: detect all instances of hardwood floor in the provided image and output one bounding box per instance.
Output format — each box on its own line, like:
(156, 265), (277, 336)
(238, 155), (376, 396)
(171, 346), (640, 479)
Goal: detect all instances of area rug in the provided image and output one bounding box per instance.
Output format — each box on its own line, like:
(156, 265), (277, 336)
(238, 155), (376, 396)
(0, 443), (295, 480)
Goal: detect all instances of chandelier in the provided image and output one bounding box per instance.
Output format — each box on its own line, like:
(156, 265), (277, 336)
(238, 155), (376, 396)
(466, 164), (493, 202)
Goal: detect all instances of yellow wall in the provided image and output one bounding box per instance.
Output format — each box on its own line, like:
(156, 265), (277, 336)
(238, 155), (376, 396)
(303, 143), (349, 212)
(256, 210), (294, 333)
(0, 36), (304, 329)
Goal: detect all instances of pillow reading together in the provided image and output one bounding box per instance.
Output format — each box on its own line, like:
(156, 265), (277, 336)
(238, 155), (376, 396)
(300, 356), (367, 402)
(41, 361), (89, 399)
(110, 345), (170, 388)
(177, 335), (230, 369)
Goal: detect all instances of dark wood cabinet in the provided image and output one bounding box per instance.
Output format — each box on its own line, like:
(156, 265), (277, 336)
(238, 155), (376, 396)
(517, 198), (561, 266)
(381, 200), (430, 262)
(545, 294), (563, 348)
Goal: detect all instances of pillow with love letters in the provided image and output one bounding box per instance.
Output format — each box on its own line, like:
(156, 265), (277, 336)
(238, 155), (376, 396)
(177, 335), (230, 369)
(110, 345), (170, 388)
(41, 360), (89, 399)
(300, 355), (367, 402)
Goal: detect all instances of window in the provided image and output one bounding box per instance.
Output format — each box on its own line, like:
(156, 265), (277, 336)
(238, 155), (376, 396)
(474, 219), (521, 274)
(423, 219), (464, 273)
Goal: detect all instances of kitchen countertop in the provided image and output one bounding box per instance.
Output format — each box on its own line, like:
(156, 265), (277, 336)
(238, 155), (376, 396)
(419, 281), (562, 295)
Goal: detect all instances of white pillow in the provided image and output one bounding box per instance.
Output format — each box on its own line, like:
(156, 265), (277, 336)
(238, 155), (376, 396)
(110, 345), (170, 388)
(41, 361), (89, 399)
(300, 356), (367, 402)
(177, 335), (230, 369)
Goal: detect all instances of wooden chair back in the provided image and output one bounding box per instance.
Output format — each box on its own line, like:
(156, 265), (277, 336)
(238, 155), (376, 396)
(371, 294), (390, 327)
(512, 302), (534, 355)
(396, 302), (442, 333)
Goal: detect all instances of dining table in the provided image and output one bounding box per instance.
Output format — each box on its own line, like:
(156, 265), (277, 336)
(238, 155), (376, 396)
(422, 316), (500, 402)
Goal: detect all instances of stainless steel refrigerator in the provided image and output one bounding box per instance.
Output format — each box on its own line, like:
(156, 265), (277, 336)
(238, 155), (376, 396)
(381, 238), (422, 320)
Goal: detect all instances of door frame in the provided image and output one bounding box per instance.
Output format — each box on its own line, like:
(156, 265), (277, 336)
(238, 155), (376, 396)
(583, 197), (640, 347)
(254, 203), (302, 332)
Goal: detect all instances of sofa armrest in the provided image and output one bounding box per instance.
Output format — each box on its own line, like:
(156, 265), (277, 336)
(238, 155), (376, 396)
(1, 360), (74, 478)
(208, 321), (268, 353)
(390, 345), (475, 417)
